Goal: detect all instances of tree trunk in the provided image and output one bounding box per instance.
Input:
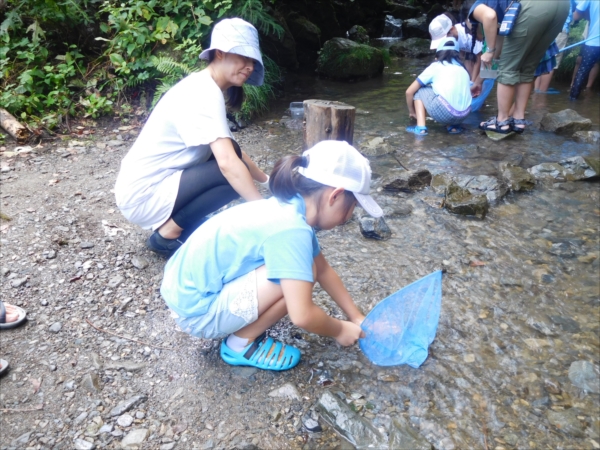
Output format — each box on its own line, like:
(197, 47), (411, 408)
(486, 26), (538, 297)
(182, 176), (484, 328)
(303, 100), (355, 150)
(0, 108), (31, 141)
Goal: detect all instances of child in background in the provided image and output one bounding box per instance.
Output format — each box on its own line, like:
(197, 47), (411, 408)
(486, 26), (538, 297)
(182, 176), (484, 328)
(161, 140), (383, 371)
(405, 37), (472, 135)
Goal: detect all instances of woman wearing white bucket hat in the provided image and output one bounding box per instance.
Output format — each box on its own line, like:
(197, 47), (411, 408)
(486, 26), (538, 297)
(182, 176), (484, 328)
(115, 18), (269, 257)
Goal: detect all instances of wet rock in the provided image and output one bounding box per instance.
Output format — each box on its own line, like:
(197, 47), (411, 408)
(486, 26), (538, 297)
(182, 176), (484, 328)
(317, 38), (384, 80)
(81, 372), (101, 393)
(527, 163), (568, 181)
(376, 373), (399, 382)
(302, 412), (323, 432)
(402, 16), (429, 39)
(573, 130), (600, 144)
(49, 322), (62, 333)
(131, 255), (149, 270)
(389, 418), (432, 449)
(430, 173), (454, 194)
(117, 414), (134, 427)
(108, 275), (124, 288)
(444, 183), (488, 219)
(11, 432), (32, 447)
(268, 383), (300, 401)
(568, 360), (600, 394)
(383, 169), (432, 193)
(359, 216), (392, 240)
(546, 409), (585, 437)
(74, 438), (95, 450)
(453, 174), (508, 204)
(348, 24), (370, 43)
(110, 395), (148, 417)
(360, 136), (393, 156)
(11, 277), (28, 288)
(121, 428), (149, 448)
(499, 163), (536, 191)
(540, 109), (592, 135)
(549, 241), (584, 258)
(554, 156), (600, 180)
(549, 315), (580, 333)
(383, 16), (403, 38)
(382, 204), (413, 217)
(389, 37), (432, 58)
(544, 378), (562, 395)
(80, 241), (94, 249)
(316, 390), (386, 449)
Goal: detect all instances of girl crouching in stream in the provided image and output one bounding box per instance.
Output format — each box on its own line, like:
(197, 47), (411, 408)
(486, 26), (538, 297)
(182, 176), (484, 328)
(160, 140), (383, 371)
(405, 37), (472, 135)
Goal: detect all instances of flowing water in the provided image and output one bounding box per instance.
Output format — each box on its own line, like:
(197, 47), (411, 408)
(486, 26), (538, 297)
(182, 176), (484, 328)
(257, 59), (600, 448)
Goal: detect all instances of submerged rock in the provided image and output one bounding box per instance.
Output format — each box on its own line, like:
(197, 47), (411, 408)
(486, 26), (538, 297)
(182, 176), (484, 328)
(539, 109), (592, 135)
(360, 136), (394, 156)
(499, 163), (536, 191)
(444, 183), (489, 219)
(528, 163), (568, 181)
(573, 130), (600, 144)
(546, 410), (585, 437)
(556, 156), (600, 180)
(389, 37), (431, 58)
(453, 174), (509, 204)
(317, 38), (384, 80)
(359, 216), (392, 240)
(430, 173), (454, 195)
(568, 360), (600, 393)
(383, 169), (432, 192)
(316, 390), (387, 449)
(389, 419), (432, 449)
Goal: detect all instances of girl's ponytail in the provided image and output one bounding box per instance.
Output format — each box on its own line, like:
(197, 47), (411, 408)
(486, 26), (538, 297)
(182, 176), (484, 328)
(271, 154), (330, 201)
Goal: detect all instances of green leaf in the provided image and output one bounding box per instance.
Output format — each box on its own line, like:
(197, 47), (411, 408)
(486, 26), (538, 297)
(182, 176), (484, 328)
(109, 53), (126, 66)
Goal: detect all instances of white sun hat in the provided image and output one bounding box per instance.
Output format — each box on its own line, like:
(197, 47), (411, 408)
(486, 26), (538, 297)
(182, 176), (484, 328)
(298, 140), (383, 218)
(429, 14), (453, 50)
(199, 18), (264, 86)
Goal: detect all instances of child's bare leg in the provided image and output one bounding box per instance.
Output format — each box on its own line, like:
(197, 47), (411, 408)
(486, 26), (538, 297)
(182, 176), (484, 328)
(414, 100), (427, 127)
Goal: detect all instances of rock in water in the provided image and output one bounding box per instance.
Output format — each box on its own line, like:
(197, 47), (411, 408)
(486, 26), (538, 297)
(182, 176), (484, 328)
(389, 419), (432, 449)
(499, 163), (536, 191)
(444, 183), (489, 219)
(268, 383), (301, 401)
(383, 169), (432, 193)
(453, 174), (508, 204)
(540, 109), (592, 134)
(573, 130), (600, 144)
(316, 391), (387, 449)
(389, 38), (432, 58)
(317, 38), (384, 80)
(568, 360), (600, 393)
(546, 410), (585, 437)
(359, 216), (392, 240)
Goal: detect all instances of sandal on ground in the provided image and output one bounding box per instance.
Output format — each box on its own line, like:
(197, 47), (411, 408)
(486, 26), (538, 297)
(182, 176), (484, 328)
(479, 117), (512, 134)
(446, 125), (464, 134)
(220, 332), (301, 371)
(406, 125), (428, 136)
(0, 359), (8, 376)
(511, 118), (527, 134)
(146, 231), (185, 258)
(0, 301), (27, 330)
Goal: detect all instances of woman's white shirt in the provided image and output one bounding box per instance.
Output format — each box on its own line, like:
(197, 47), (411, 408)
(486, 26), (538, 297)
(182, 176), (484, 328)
(115, 70), (233, 230)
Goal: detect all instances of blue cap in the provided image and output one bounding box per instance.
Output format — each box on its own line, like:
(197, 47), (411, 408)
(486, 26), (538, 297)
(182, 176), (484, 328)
(436, 37), (459, 53)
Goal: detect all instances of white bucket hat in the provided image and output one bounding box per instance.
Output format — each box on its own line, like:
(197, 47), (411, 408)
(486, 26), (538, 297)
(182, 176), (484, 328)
(298, 140), (383, 218)
(429, 14), (453, 50)
(199, 18), (264, 86)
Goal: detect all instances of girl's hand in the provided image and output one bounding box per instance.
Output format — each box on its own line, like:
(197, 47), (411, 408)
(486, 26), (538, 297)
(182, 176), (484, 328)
(471, 82), (482, 97)
(335, 320), (365, 346)
(409, 112), (417, 121)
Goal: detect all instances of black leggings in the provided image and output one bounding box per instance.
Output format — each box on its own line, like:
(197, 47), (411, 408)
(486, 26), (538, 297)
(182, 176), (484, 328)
(171, 140), (245, 233)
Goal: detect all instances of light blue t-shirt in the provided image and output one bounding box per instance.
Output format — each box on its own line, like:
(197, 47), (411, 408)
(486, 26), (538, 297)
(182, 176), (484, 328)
(161, 195), (321, 318)
(576, 0), (599, 47)
(417, 60), (472, 112)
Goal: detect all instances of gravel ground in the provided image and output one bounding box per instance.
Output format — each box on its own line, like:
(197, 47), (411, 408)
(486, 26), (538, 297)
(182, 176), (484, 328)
(0, 121), (364, 450)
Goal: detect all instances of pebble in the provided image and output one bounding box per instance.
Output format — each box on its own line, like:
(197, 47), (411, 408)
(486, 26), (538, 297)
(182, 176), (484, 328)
(40, 299), (48, 306)
(108, 275), (125, 289)
(568, 360), (600, 394)
(117, 414), (134, 427)
(81, 373), (101, 393)
(99, 424), (114, 434)
(268, 383), (301, 401)
(49, 322), (62, 333)
(131, 255), (149, 270)
(80, 241), (94, 249)
(73, 412), (88, 425)
(73, 438), (95, 450)
(546, 409), (585, 437)
(121, 428), (149, 448)
(135, 411), (145, 419)
(10, 277), (28, 288)
(110, 395), (148, 417)
(45, 250), (57, 259)
(160, 443), (176, 450)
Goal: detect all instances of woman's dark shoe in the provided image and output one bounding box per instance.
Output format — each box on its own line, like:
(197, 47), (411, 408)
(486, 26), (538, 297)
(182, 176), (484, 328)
(479, 117), (512, 134)
(146, 231), (184, 258)
(511, 118), (527, 134)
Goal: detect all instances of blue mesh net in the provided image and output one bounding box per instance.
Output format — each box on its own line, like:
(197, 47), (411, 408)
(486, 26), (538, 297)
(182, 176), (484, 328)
(359, 271), (442, 368)
(471, 78), (495, 112)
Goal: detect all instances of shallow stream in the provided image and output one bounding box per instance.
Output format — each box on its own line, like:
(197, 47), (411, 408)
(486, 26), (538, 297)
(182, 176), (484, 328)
(257, 58), (600, 448)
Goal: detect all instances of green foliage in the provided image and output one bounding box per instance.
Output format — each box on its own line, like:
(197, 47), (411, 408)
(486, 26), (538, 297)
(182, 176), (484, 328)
(555, 20), (585, 82)
(1, 0), (282, 129)
(239, 54), (281, 120)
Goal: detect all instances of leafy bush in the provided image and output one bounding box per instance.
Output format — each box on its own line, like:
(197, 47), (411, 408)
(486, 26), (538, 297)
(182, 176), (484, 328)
(0, 0), (283, 129)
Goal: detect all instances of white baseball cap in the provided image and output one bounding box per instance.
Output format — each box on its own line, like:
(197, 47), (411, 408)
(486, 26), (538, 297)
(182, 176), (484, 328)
(429, 14), (453, 50)
(298, 140), (383, 218)
(199, 18), (264, 86)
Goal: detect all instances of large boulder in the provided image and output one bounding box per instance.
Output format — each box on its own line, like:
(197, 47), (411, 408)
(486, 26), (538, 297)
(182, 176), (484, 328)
(385, 2), (423, 20)
(539, 109), (592, 135)
(499, 163), (536, 191)
(317, 38), (384, 80)
(348, 25), (369, 44)
(389, 37), (432, 58)
(402, 15), (429, 39)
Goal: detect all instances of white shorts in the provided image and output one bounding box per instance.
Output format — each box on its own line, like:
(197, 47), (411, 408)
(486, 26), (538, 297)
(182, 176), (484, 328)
(173, 269), (258, 339)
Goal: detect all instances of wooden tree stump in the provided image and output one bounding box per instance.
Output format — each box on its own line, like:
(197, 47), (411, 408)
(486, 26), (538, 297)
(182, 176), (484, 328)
(0, 108), (31, 142)
(303, 100), (355, 150)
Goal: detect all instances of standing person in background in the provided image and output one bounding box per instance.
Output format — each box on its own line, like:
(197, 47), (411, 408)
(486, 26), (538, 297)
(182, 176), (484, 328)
(570, 0), (600, 99)
(471, 0), (570, 134)
(571, 22), (600, 91)
(534, 0), (576, 94)
(115, 18), (270, 258)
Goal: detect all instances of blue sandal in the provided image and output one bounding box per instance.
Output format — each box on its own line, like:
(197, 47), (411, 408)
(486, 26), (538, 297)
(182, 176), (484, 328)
(446, 125), (464, 134)
(220, 333), (301, 371)
(406, 125), (428, 136)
